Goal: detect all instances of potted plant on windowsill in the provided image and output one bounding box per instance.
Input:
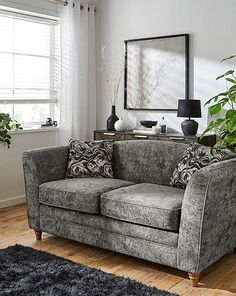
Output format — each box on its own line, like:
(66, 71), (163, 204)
(0, 113), (22, 148)
(201, 55), (236, 152)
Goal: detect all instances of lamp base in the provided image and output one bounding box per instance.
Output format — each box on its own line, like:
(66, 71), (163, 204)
(181, 119), (199, 136)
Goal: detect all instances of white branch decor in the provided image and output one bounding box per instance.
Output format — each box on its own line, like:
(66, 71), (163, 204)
(127, 62), (170, 109)
(101, 47), (126, 106)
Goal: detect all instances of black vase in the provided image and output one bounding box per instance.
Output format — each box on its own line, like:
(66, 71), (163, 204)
(107, 106), (119, 131)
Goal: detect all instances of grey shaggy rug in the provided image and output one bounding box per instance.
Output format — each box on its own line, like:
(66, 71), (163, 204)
(0, 245), (179, 296)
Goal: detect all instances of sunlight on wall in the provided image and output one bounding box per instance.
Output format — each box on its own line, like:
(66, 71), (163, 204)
(125, 56), (234, 134)
(95, 0), (236, 134)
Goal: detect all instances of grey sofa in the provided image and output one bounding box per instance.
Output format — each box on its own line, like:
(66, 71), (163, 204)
(22, 140), (236, 287)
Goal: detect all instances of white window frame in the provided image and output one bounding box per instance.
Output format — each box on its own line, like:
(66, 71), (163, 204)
(0, 7), (60, 126)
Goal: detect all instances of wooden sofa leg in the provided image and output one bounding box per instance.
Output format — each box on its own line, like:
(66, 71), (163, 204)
(234, 247), (236, 254)
(188, 273), (200, 287)
(34, 230), (42, 241)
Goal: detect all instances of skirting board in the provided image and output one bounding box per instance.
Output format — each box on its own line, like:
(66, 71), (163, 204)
(0, 195), (26, 209)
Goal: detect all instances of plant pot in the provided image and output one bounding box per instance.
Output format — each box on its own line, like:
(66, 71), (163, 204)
(107, 106), (119, 131)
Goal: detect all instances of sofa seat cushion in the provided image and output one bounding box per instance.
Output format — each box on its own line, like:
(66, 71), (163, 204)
(39, 178), (134, 214)
(101, 183), (185, 231)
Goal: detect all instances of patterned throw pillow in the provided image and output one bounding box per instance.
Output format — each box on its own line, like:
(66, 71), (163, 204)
(170, 144), (231, 189)
(66, 140), (114, 178)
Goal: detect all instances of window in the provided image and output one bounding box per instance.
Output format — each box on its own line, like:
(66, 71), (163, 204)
(0, 8), (60, 127)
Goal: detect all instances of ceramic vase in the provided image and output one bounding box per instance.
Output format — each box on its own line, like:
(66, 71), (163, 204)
(114, 118), (126, 131)
(107, 105), (119, 131)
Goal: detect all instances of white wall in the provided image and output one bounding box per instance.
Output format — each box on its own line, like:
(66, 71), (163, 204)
(95, 0), (236, 132)
(0, 0), (59, 207)
(0, 131), (58, 208)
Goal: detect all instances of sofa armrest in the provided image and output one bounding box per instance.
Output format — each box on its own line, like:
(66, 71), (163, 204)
(177, 158), (236, 274)
(22, 146), (69, 230)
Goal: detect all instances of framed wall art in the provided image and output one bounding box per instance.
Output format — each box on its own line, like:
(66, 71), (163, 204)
(124, 34), (189, 111)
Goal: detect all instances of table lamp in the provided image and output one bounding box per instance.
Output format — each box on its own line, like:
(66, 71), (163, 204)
(177, 99), (202, 136)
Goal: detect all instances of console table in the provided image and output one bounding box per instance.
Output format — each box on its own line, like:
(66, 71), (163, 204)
(94, 130), (216, 147)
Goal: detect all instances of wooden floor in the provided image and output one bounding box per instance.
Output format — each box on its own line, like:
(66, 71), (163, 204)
(0, 204), (235, 296)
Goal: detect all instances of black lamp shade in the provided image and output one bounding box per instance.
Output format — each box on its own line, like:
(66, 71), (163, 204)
(177, 99), (202, 118)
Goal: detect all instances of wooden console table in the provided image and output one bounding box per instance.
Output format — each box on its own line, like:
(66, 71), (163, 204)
(94, 130), (216, 147)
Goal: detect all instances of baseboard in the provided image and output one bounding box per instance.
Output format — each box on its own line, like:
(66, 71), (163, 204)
(0, 195), (26, 209)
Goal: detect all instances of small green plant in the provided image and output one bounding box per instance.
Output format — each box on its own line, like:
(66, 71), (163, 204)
(201, 57), (236, 152)
(0, 113), (22, 148)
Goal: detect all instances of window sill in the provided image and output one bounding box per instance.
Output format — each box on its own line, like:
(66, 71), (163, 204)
(9, 126), (59, 135)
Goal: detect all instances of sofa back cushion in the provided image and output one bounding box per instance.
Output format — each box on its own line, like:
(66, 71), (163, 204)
(112, 140), (188, 185)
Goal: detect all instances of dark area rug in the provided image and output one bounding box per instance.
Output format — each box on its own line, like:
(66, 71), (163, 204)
(0, 245), (179, 296)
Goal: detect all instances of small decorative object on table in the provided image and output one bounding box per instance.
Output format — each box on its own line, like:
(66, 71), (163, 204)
(46, 118), (53, 126)
(114, 117), (126, 131)
(160, 117), (167, 134)
(107, 106), (119, 131)
(41, 118), (53, 127)
(41, 118), (58, 128)
(53, 120), (58, 127)
(140, 121), (157, 128)
(133, 121), (159, 135)
(177, 99), (202, 136)
(152, 125), (161, 134)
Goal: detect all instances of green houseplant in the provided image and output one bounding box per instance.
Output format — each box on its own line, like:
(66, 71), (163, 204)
(0, 113), (22, 148)
(201, 56), (236, 152)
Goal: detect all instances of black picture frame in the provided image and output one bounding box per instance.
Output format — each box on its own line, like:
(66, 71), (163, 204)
(124, 33), (190, 111)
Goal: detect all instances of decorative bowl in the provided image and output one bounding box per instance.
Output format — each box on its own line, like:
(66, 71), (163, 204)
(140, 120), (158, 128)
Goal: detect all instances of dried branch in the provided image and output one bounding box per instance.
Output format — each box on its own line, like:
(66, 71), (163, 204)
(101, 47), (126, 106)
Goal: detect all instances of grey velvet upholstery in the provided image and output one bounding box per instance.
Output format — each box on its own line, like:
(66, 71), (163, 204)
(178, 158), (236, 273)
(112, 140), (188, 185)
(23, 141), (236, 278)
(39, 178), (134, 214)
(23, 146), (69, 230)
(101, 184), (184, 230)
(40, 204), (179, 247)
(40, 215), (178, 269)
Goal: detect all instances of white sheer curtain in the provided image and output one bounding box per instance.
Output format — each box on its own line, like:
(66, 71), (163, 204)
(58, 0), (96, 145)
